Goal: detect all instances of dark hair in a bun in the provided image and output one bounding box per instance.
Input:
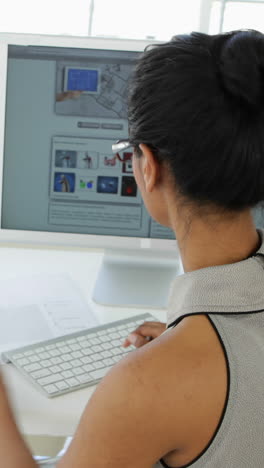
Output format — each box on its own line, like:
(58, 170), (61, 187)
(218, 30), (264, 110)
(128, 30), (264, 211)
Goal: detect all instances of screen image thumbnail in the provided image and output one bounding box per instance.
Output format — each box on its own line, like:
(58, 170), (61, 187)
(65, 67), (99, 94)
(55, 58), (135, 119)
(54, 173), (75, 193)
(97, 176), (118, 194)
(55, 150), (77, 168)
(121, 176), (137, 197)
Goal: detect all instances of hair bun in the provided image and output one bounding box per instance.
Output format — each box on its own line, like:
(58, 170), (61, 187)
(219, 30), (264, 109)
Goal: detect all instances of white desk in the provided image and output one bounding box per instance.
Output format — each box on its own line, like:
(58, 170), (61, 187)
(0, 245), (166, 438)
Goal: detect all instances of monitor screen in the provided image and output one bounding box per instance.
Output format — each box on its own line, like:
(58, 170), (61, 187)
(1, 39), (175, 242)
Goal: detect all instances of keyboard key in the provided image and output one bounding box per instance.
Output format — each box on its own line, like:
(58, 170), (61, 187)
(88, 333), (97, 339)
(134, 321), (142, 326)
(24, 363), (41, 372)
(41, 360), (51, 368)
(62, 354), (72, 362)
(101, 350), (112, 358)
(80, 356), (92, 364)
(112, 340), (121, 347)
(31, 368), (51, 379)
(103, 357), (115, 366)
(60, 346), (71, 353)
(72, 367), (84, 376)
(50, 357), (63, 365)
(60, 362), (72, 371)
(56, 341), (67, 347)
(77, 374), (93, 384)
(12, 353), (24, 359)
(82, 348), (93, 356)
(102, 334), (112, 343)
(83, 364), (95, 372)
(17, 358), (30, 366)
(108, 332), (120, 340)
(61, 370), (74, 379)
(70, 344), (81, 352)
(65, 377), (79, 387)
(90, 366), (112, 380)
(70, 359), (81, 367)
(119, 330), (129, 338)
(56, 381), (69, 391)
(90, 338), (100, 345)
(29, 355), (40, 363)
(44, 384), (59, 395)
(79, 340), (89, 347)
(39, 352), (51, 360)
(50, 365), (61, 373)
(92, 345), (103, 353)
(95, 336), (104, 344)
(77, 336), (86, 342)
(49, 349), (60, 357)
(38, 374), (62, 386)
(46, 344), (56, 350)
(93, 361), (104, 369)
(91, 353), (101, 362)
(112, 355), (122, 363)
(102, 343), (112, 350)
(71, 351), (82, 359)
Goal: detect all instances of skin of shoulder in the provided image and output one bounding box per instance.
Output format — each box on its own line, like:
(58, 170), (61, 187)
(58, 314), (228, 468)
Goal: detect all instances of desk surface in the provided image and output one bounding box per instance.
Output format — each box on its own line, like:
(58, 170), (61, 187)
(0, 245), (166, 437)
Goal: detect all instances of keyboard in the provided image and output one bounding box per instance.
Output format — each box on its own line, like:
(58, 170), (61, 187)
(2, 313), (154, 398)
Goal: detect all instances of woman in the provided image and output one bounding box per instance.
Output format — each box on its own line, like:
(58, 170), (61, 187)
(1, 29), (264, 467)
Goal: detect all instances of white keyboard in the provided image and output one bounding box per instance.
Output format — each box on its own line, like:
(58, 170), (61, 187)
(2, 313), (153, 398)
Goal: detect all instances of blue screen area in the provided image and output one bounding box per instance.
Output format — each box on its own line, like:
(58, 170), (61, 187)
(67, 68), (98, 92)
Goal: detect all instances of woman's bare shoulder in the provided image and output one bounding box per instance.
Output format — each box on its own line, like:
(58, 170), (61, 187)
(58, 314), (227, 468)
(147, 314), (228, 466)
(112, 313), (228, 466)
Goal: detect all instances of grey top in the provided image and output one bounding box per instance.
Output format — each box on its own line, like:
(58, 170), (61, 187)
(155, 229), (264, 468)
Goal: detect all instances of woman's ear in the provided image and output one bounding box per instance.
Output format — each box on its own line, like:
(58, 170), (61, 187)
(139, 144), (160, 192)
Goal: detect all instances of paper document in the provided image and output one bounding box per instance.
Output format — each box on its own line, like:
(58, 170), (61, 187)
(0, 273), (97, 356)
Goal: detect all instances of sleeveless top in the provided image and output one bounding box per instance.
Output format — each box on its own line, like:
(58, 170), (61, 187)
(154, 228), (264, 468)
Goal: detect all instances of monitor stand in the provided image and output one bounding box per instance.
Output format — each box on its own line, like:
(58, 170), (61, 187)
(92, 248), (182, 309)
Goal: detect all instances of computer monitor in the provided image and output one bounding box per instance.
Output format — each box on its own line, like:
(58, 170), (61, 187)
(0, 33), (182, 309)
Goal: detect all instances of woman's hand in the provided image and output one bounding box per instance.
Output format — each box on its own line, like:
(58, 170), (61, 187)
(122, 321), (166, 348)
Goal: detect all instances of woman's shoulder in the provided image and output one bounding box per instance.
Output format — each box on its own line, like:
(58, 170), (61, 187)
(63, 314), (228, 468)
(111, 314), (228, 466)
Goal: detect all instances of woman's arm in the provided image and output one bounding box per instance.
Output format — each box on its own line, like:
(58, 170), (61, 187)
(0, 315), (227, 468)
(57, 315), (227, 468)
(0, 376), (37, 468)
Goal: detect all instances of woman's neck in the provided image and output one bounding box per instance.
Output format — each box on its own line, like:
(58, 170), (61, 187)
(172, 211), (260, 273)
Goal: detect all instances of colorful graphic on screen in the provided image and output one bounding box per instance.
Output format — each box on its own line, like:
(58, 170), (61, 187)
(97, 176), (118, 194)
(122, 152), (133, 174)
(54, 173), (75, 193)
(121, 176), (137, 197)
(66, 68), (99, 93)
(55, 150), (77, 168)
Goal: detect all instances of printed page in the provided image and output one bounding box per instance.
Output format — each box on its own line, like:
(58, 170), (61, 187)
(0, 273), (97, 356)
